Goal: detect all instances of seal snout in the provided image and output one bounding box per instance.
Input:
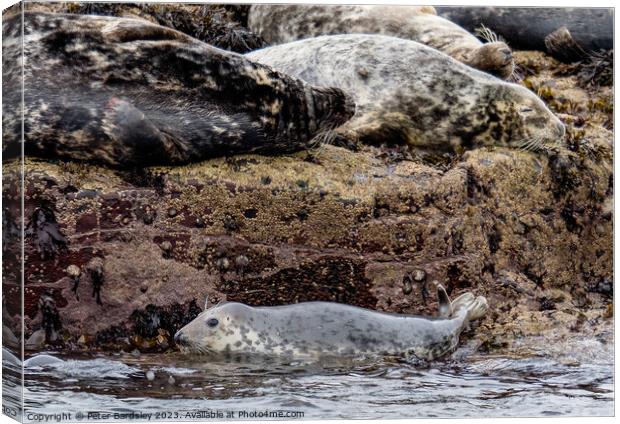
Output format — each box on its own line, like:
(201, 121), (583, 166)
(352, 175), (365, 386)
(499, 48), (513, 64)
(174, 331), (189, 347)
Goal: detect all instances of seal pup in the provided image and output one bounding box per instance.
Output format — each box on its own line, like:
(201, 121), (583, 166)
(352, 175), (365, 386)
(1, 12), (353, 168)
(246, 34), (566, 154)
(174, 285), (488, 361)
(247, 4), (514, 79)
(436, 7), (613, 62)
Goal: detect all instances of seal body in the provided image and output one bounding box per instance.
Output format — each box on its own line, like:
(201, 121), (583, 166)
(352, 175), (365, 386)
(1, 12), (353, 168)
(436, 7), (613, 56)
(174, 287), (488, 360)
(247, 34), (565, 153)
(247, 4), (514, 79)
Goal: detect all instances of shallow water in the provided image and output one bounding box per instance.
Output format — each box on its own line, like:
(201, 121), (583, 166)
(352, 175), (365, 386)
(2, 338), (614, 421)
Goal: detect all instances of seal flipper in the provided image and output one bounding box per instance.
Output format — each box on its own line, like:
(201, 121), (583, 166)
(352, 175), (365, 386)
(436, 284), (453, 318)
(103, 97), (190, 166)
(451, 292), (488, 322)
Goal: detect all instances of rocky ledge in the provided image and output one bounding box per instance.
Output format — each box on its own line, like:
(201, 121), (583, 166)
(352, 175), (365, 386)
(1, 7), (613, 359)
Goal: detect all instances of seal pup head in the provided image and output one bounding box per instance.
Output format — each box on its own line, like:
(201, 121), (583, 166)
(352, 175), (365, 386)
(483, 83), (566, 152)
(462, 41), (515, 80)
(174, 302), (260, 355)
(437, 80), (566, 153)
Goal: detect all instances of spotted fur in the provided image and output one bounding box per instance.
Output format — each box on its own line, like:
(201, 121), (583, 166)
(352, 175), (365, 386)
(175, 287), (488, 361)
(1, 12), (354, 168)
(246, 34), (566, 153)
(247, 4), (514, 80)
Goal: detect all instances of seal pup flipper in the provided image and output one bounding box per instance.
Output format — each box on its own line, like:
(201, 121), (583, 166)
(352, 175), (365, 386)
(436, 284), (453, 317)
(101, 97), (198, 166)
(451, 292), (488, 322)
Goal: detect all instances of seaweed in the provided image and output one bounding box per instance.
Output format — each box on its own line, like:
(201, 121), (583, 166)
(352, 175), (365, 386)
(25, 206), (68, 259)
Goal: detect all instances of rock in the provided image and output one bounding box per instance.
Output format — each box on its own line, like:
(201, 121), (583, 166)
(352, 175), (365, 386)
(412, 269), (427, 282)
(25, 330), (46, 351)
(66, 265), (81, 279)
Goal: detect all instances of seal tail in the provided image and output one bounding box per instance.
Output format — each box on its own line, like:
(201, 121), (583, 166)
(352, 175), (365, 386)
(436, 284), (488, 322)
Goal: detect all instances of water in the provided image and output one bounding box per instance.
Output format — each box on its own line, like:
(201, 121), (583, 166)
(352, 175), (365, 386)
(2, 338), (614, 421)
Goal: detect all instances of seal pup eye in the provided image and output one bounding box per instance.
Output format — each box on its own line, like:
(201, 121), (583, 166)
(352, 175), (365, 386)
(520, 107), (534, 113)
(206, 318), (219, 328)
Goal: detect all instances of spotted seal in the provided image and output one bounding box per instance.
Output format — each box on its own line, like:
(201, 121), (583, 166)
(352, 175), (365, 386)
(1, 12), (353, 168)
(175, 285), (487, 360)
(246, 34), (566, 153)
(247, 4), (514, 79)
(436, 7), (613, 62)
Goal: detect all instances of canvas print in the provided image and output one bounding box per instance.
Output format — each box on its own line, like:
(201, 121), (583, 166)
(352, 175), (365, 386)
(1, 1), (614, 421)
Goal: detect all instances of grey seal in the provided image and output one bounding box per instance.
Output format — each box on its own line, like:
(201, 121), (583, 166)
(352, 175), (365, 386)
(174, 285), (488, 360)
(1, 12), (353, 168)
(247, 4), (514, 79)
(436, 7), (613, 62)
(246, 34), (566, 153)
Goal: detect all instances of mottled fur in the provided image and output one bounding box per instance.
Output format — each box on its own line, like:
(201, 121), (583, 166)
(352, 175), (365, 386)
(248, 4), (514, 79)
(247, 35), (565, 153)
(1, 12), (353, 168)
(175, 286), (488, 360)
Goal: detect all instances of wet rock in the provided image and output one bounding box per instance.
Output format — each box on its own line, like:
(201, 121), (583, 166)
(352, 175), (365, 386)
(66, 264), (82, 299)
(402, 274), (413, 295)
(216, 257), (230, 272)
(234, 255), (249, 274)
(142, 210), (156, 225)
(159, 241), (173, 259)
(411, 269), (427, 282)
(39, 291), (62, 343)
(86, 258), (105, 306)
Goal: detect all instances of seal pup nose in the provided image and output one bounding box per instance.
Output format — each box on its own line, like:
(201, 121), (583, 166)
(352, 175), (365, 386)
(174, 331), (189, 346)
(500, 48), (513, 62)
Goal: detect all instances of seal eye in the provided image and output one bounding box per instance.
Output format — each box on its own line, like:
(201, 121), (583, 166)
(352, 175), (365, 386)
(520, 107), (534, 113)
(206, 318), (219, 328)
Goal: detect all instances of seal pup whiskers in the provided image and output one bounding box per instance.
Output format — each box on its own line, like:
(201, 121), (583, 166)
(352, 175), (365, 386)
(247, 34), (566, 154)
(1, 12), (354, 168)
(174, 285), (488, 361)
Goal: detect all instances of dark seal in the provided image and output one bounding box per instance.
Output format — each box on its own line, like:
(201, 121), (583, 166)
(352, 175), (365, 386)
(436, 7), (613, 62)
(1, 12), (353, 168)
